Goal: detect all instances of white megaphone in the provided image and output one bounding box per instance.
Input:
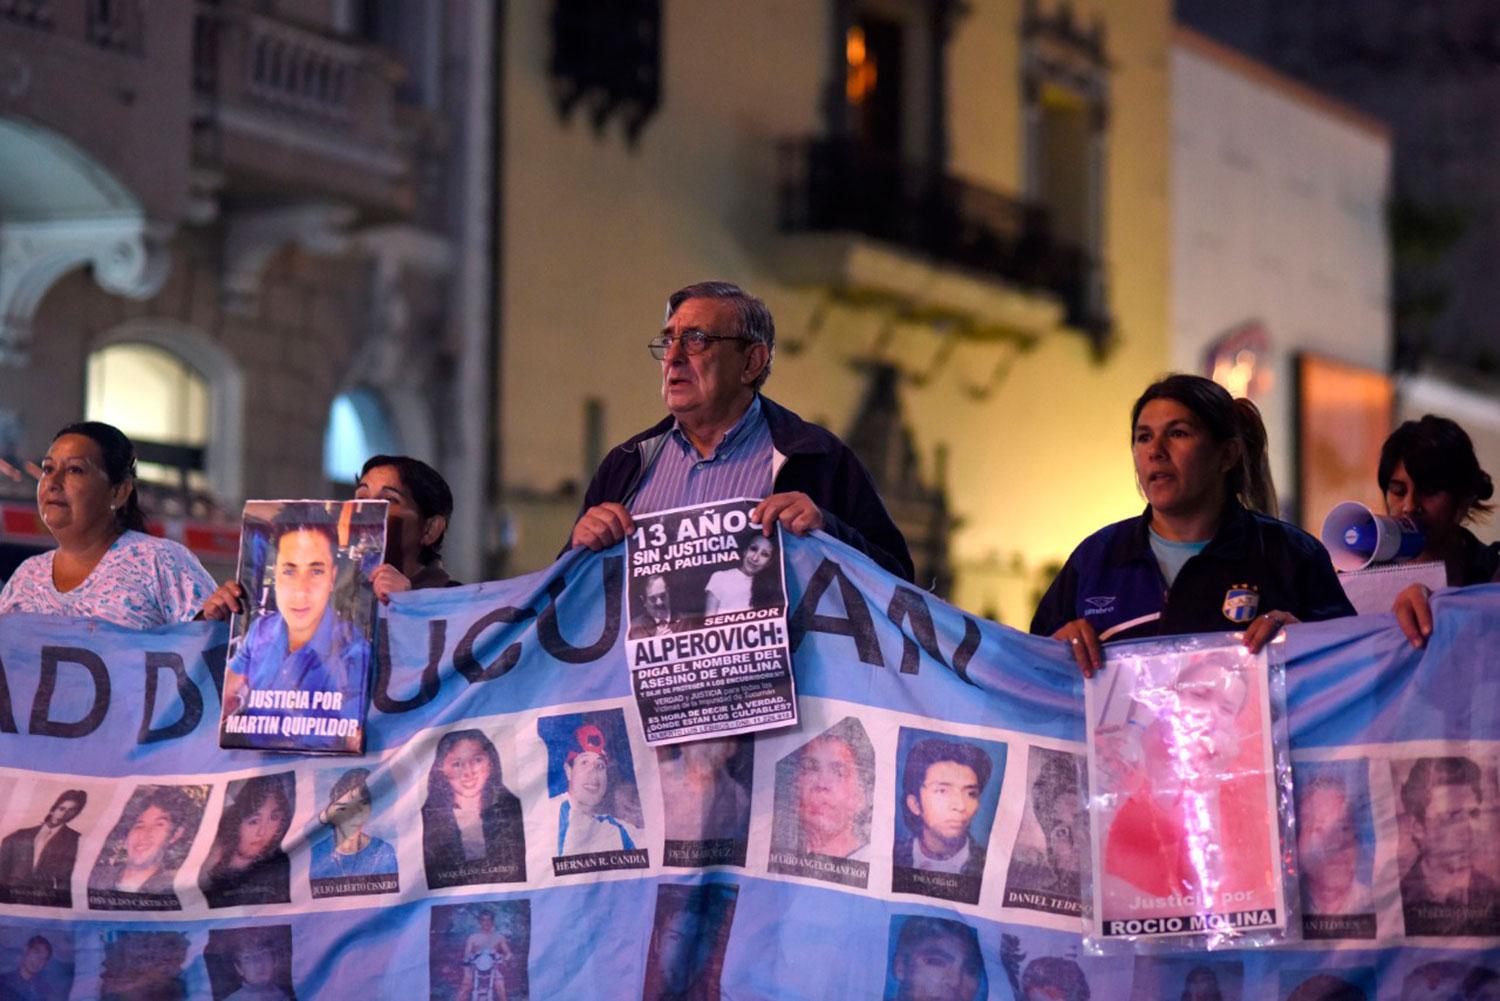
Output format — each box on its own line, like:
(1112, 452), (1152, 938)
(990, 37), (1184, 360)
(1319, 501), (1426, 572)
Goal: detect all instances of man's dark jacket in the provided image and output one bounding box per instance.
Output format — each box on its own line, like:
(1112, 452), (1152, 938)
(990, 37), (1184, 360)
(0, 823), (79, 891)
(574, 395), (914, 581)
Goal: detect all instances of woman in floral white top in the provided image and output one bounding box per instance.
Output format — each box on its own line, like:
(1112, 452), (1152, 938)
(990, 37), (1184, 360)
(0, 422), (215, 629)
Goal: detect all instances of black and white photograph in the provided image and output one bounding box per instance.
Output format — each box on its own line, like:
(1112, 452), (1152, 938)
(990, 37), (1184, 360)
(199, 773), (295, 909)
(658, 735), (754, 868)
(204, 925), (296, 1001)
(1004, 747), (1088, 917)
(768, 717), (876, 888)
(0, 785), (92, 908)
(87, 784), (210, 911)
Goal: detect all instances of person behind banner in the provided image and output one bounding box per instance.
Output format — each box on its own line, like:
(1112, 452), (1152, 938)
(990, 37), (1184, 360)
(1032, 374), (1353, 676)
(310, 768), (398, 882)
(0, 790), (87, 906)
(1100, 656), (1271, 906)
(0, 935), (55, 1001)
(90, 787), (197, 898)
(1398, 756), (1500, 936)
(775, 720), (876, 861)
(422, 729), (526, 887)
(458, 908), (513, 1001)
(199, 775), (292, 908)
(1372, 417), (1498, 648)
(1296, 774), (1370, 917)
(552, 724), (642, 856)
(219, 515), (369, 736)
(885, 916), (984, 1001)
(1005, 753), (1086, 901)
(657, 737), (752, 843)
(703, 535), (778, 615)
(631, 574), (684, 639)
(895, 739), (990, 877)
(100, 930), (189, 1001)
(0, 422), (215, 628)
(566, 280), (913, 581)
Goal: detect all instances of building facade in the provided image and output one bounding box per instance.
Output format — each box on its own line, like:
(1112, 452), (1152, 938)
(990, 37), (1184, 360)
(1171, 27), (1392, 528)
(0, 0), (496, 580)
(499, 0), (1173, 625)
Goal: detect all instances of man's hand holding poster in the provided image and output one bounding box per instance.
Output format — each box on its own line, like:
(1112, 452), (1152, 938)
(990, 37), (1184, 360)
(220, 500), (387, 754)
(1085, 638), (1288, 944)
(624, 499), (796, 745)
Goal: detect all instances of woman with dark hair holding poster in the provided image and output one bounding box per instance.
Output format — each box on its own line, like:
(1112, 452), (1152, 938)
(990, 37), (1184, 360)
(0, 422), (215, 627)
(1032, 374), (1353, 676)
(422, 729), (526, 888)
(200, 775), (293, 908)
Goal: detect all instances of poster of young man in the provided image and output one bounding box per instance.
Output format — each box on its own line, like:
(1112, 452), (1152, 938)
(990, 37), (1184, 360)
(768, 717), (876, 888)
(0, 783), (90, 908)
(309, 766), (401, 898)
(1292, 759), (1378, 940)
(641, 883), (739, 1001)
(890, 728), (1006, 906)
(1127, 957), (1243, 1001)
(204, 925), (296, 1001)
(219, 499), (387, 754)
(1391, 754), (1500, 937)
(1085, 642), (1285, 941)
(97, 929), (195, 1000)
(882, 915), (986, 1001)
(537, 710), (648, 876)
(0, 926), (73, 1001)
(428, 900), (530, 1001)
(657, 735), (754, 868)
(86, 783), (210, 911)
(1003, 747), (1089, 917)
(624, 499), (795, 745)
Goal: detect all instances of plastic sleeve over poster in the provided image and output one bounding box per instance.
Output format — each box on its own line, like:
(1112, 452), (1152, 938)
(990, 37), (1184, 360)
(1083, 633), (1296, 951)
(624, 498), (797, 745)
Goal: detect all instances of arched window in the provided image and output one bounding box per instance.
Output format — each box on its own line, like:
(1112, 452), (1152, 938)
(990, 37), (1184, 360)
(324, 387), (399, 484)
(86, 342), (211, 490)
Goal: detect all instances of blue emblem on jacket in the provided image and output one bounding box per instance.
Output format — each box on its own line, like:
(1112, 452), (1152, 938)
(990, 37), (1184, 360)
(1222, 584), (1260, 623)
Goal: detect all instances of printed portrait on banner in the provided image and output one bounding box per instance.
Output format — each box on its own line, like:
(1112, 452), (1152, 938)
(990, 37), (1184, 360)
(998, 933), (1094, 1001)
(1086, 643), (1283, 940)
(0, 925), (74, 1001)
(641, 883), (739, 1001)
(883, 915), (986, 1001)
(1277, 967), (1375, 1001)
(0, 781), (90, 908)
(1292, 759), (1378, 940)
(97, 929), (193, 1001)
(890, 727), (1006, 906)
(204, 925), (296, 1001)
(87, 784), (210, 911)
(1003, 747), (1088, 917)
(657, 735), (754, 868)
(769, 716), (877, 889)
(422, 728), (526, 889)
(219, 499), (387, 754)
(309, 765), (400, 898)
(428, 900), (530, 1001)
(1128, 956), (1243, 1001)
(538, 709), (648, 876)
(1391, 754), (1500, 937)
(199, 773), (295, 909)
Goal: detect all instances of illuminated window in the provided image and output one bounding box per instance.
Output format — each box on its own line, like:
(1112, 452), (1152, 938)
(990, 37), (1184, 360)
(846, 13), (905, 160)
(323, 387), (398, 484)
(85, 343), (210, 489)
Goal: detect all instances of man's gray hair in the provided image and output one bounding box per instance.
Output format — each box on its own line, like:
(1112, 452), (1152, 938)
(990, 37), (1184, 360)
(665, 281), (775, 390)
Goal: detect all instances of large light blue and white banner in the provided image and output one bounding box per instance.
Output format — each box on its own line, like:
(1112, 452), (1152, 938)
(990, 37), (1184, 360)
(0, 533), (1496, 1000)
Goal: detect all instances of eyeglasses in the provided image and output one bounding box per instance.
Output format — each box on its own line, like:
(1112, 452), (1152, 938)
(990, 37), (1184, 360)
(647, 330), (749, 360)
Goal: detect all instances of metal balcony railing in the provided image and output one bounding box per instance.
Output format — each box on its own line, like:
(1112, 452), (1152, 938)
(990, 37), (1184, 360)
(778, 137), (1110, 338)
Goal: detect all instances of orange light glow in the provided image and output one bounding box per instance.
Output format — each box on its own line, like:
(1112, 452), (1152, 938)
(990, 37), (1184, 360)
(846, 26), (877, 104)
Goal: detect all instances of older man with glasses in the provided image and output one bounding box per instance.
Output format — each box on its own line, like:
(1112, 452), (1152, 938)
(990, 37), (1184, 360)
(567, 280), (913, 580)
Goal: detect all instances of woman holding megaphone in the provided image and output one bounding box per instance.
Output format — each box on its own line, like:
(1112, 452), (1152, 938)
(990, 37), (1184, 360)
(1032, 374), (1355, 676)
(1379, 416), (1497, 647)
